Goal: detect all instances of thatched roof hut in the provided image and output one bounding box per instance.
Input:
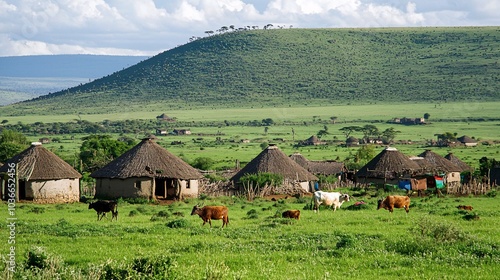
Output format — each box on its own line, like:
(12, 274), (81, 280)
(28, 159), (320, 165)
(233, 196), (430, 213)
(355, 147), (421, 182)
(0, 142), (81, 203)
(457, 135), (477, 147)
(418, 150), (461, 173)
(290, 152), (345, 176)
(444, 153), (473, 172)
(289, 152), (309, 168)
(231, 145), (317, 192)
(91, 137), (203, 200)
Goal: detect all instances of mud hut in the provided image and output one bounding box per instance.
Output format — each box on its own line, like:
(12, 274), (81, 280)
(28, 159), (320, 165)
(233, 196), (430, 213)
(355, 147), (421, 185)
(444, 153), (473, 173)
(457, 135), (478, 147)
(231, 145), (318, 193)
(290, 152), (345, 177)
(0, 142), (81, 203)
(418, 149), (462, 188)
(91, 137), (203, 200)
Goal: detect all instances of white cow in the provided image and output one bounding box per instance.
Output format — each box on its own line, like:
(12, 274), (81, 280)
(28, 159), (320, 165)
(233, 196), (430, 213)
(313, 191), (350, 213)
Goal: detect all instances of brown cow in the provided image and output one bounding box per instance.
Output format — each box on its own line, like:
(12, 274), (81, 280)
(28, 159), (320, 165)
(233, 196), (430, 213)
(457, 205), (473, 211)
(282, 210), (300, 220)
(377, 195), (410, 214)
(191, 205), (229, 228)
(89, 200), (118, 221)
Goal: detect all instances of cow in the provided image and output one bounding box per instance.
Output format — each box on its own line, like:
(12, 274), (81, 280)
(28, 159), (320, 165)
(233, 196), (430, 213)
(457, 205), (473, 211)
(282, 210), (300, 220)
(312, 191), (350, 213)
(88, 200), (118, 221)
(191, 205), (229, 228)
(377, 195), (410, 214)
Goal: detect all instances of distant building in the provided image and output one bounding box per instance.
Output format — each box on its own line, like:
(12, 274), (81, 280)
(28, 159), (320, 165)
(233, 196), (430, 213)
(156, 113), (176, 122)
(173, 129), (191, 135)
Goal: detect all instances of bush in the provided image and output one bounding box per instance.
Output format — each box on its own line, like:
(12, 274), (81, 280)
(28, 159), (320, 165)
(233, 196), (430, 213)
(246, 209), (259, 219)
(413, 217), (469, 243)
(166, 219), (189, 228)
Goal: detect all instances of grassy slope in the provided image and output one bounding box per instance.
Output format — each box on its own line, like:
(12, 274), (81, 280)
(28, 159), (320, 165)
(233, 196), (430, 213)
(1, 26), (500, 116)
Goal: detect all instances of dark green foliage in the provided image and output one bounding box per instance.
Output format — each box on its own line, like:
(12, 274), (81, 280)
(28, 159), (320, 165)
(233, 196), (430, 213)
(151, 210), (170, 221)
(166, 219), (189, 228)
(240, 173), (283, 187)
(28, 206), (46, 214)
(246, 209), (259, 219)
(191, 157), (214, 170)
(79, 134), (136, 172)
(4, 27), (500, 115)
(0, 129), (28, 162)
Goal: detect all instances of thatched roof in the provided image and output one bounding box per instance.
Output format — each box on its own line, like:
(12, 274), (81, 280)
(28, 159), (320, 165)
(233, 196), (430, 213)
(91, 138), (203, 179)
(289, 152), (309, 168)
(356, 147), (421, 179)
(418, 149), (461, 173)
(0, 142), (81, 180)
(289, 153), (344, 176)
(308, 161), (345, 175)
(457, 135), (476, 144)
(409, 156), (434, 170)
(305, 135), (321, 144)
(445, 153), (473, 172)
(231, 145), (318, 182)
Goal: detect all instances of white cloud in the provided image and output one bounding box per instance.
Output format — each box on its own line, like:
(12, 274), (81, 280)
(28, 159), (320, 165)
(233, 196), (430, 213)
(0, 0), (499, 56)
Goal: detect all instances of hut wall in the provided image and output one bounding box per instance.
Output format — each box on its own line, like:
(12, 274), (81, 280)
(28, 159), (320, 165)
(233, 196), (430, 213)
(181, 179), (199, 198)
(298, 181), (310, 192)
(446, 172), (461, 183)
(95, 177), (154, 199)
(28, 179), (80, 203)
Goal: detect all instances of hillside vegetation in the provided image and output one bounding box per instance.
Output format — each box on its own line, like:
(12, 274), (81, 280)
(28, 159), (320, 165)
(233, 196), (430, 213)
(2, 27), (500, 116)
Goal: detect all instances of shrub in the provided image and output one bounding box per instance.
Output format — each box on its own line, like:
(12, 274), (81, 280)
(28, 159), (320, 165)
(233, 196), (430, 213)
(129, 210), (138, 217)
(246, 209), (259, 219)
(132, 255), (178, 279)
(166, 219), (189, 228)
(29, 207), (45, 214)
(413, 217), (469, 243)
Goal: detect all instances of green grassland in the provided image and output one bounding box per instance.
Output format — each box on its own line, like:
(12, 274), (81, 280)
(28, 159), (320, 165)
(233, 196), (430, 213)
(1, 193), (499, 279)
(9, 101), (499, 170)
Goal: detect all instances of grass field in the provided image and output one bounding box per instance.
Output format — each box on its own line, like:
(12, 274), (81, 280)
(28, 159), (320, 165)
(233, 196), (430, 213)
(16, 101), (500, 171)
(1, 191), (499, 279)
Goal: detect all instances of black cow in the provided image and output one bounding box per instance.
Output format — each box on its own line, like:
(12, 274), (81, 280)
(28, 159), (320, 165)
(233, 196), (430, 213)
(88, 200), (118, 221)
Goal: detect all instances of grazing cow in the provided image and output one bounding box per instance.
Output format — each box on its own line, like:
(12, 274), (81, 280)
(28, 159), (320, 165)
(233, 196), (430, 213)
(377, 195), (410, 213)
(313, 191), (350, 213)
(282, 210), (300, 220)
(88, 200), (118, 221)
(191, 205), (229, 228)
(457, 205), (473, 211)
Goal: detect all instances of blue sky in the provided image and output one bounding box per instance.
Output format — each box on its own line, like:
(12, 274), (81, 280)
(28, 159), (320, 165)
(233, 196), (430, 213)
(0, 0), (499, 57)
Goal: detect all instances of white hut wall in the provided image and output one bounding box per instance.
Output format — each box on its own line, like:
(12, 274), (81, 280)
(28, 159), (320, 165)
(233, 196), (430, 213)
(181, 179), (199, 198)
(28, 179), (80, 203)
(446, 172), (461, 183)
(95, 177), (154, 199)
(299, 181), (310, 192)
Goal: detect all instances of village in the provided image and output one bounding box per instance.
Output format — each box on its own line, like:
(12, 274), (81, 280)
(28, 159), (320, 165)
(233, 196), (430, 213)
(0, 132), (495, 204)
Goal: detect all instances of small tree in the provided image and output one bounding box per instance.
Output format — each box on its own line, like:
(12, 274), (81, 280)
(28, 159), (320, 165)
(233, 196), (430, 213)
(0, 130), (28, 162)
(424, 113), (430, 120)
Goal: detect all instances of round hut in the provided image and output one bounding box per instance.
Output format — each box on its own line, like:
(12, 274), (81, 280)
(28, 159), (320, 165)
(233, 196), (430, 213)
(91, 137), (203, 200)
(0, 142), (81, 203)
(355, 147), (421, 185)
(444, 153), (473, 173)
(231, 145), (318, 193)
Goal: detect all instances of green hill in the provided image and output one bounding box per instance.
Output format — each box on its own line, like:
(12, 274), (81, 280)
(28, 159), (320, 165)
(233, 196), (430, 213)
(2, 27), (500, 116)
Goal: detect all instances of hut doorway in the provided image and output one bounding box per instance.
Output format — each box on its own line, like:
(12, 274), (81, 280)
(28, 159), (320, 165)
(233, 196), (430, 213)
(19, 180), (26, 200)
(154, 178), (180, 200)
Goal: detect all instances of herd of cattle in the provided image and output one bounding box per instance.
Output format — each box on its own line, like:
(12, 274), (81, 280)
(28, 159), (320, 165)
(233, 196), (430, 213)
(87, 191), (474, 227)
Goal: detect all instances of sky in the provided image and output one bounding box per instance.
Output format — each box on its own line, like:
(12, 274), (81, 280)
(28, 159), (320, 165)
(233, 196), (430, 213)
(0, 0), (499, 57)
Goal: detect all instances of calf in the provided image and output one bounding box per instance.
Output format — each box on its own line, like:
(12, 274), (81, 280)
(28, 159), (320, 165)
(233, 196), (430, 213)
(191, 205), (229, 228)
(89, 200), (118, 221)
(282, 210), (300, 220)
(313, 191), (350, 213)
(377, 195), (410, 213)
(457, 205), (473, 211)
